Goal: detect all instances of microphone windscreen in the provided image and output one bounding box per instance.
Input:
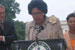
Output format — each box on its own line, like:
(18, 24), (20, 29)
(39, 26), (44, 30)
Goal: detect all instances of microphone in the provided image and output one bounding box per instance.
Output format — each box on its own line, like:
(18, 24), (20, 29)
(38, 26), (44, 33)
(35, 26), (44, 43)
(36, 26), (44, 39)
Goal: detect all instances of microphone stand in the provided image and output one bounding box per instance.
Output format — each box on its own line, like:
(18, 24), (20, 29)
(35, 29), (40, 50)
(35, 26), (44, 50)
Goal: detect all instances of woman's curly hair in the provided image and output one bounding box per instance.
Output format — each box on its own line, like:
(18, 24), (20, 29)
(28, 0), (48, 14)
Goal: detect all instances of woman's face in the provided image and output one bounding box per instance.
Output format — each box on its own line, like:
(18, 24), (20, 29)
(67, 17), (75, 30)
(31, 8), (44, 24)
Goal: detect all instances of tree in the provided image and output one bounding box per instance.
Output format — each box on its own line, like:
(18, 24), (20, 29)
(11, 20), (25, 50)
(14, 21), (25, 40)
(0, 0), (20, 20)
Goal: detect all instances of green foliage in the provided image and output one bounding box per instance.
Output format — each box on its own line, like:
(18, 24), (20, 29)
(12, 21), (25, 50)
(11, 44), (16, 50)
(0, 0), (20, 20)
(14, 21), (25, 40)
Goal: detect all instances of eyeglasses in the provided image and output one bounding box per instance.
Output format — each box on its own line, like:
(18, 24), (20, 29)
(31, 12), (42, 16)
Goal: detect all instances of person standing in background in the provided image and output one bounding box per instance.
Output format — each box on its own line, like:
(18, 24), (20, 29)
(64, 12), (75, 50)
(0, 4), (17, 50)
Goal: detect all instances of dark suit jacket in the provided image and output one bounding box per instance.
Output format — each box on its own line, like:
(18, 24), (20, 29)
(0, 20), (17, 50)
